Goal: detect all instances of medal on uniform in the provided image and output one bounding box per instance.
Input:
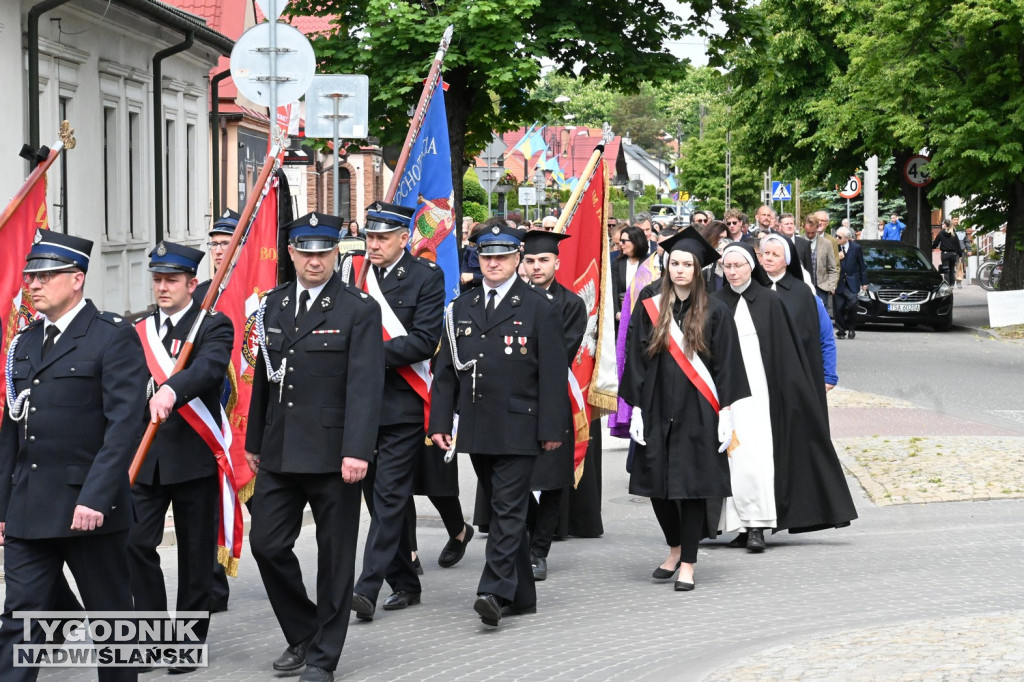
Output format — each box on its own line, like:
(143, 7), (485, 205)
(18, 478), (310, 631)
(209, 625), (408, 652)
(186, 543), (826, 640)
(518, 336), (527, 355)
(504, 335), (513, 354)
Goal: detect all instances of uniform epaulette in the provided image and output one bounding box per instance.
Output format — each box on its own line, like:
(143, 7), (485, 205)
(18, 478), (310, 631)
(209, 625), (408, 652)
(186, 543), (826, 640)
(525, 284), (556, 303)
(343, 285), (372, 302)
(266, 282), (292, 297)
(96, 310), (129, 325)
(412, 255), (439, 270)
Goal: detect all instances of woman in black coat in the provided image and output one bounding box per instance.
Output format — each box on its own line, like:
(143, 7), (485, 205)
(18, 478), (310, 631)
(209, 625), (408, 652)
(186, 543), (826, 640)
(620, 228), (750, 592)
(932, 219), (962, 286)
(612, 226), (649, 329)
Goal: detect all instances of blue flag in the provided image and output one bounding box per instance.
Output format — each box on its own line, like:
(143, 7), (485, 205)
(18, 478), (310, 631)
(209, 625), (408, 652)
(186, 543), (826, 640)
(393, 84), (460, 304)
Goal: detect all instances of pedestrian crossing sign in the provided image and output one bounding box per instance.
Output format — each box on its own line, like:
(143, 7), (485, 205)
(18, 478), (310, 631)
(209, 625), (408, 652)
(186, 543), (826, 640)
(771, 181), (792, 201)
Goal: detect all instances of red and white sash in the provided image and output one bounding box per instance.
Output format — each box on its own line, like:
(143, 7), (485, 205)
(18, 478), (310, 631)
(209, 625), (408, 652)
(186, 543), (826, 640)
(642, 295), (720, 412)
(351, 255), (433, 430)
(136, 317), (243, 571)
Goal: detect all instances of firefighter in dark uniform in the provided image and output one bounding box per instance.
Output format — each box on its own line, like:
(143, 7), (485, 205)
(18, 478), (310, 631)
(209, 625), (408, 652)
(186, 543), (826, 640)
(194, 210), (240, 613)
(0, 230), (147, 682)
(519, 231), (587, 582)
(193, 209), (240, 305)
(429, 219), (570, 628)
(245, 212), (384, 682)
(339, 202), (446, 621)
(127, 241), (234, 672)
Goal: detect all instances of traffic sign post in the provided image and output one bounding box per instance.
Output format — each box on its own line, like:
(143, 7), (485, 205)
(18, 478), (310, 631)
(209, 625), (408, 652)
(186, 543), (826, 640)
(903, 155), (932, 245)
(771, 181), (792, 201)
(304, 75), (370, 217)
(478, 134), (507, 214)
(838, 175), (862, 227)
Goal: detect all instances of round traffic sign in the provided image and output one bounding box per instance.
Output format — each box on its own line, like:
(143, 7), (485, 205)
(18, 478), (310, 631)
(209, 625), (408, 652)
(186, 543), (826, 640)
(838, 175), (862, 199)
(231, 23), (316, 108)
(904, 155), (932, 187)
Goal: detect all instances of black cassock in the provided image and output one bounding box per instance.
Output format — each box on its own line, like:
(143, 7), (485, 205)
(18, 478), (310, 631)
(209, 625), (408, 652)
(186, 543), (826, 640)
(620, 294), (749, 500)
(714, 282), (858, 533)
(769, 272), (827, 408)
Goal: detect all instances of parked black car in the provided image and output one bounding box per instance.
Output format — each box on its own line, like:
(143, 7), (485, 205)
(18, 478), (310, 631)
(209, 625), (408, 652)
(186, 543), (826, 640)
(855, 240), (954, 331)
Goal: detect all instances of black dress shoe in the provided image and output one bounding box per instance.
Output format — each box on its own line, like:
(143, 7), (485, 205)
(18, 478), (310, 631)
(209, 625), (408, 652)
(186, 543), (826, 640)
(674, 578), (695, 592)
(412, 554), (424, 575)
(835, 330), (847, 339)
(272, 640), (309, 672)
(438, 524), (474, 568)
(474, 594), (502, 627)
(501, 603), (537, 616)
(299, 665), (335, 682)
(727, 532), (748, 548)
(848, 329), (856, 339)
(652, 559), (681, 581)
(531, 555), (548, 581)
(351, 592), (375, 621)
(383, 591), (421, 611)
(747, 528), (767, 553)
(167, 666), (196, 675)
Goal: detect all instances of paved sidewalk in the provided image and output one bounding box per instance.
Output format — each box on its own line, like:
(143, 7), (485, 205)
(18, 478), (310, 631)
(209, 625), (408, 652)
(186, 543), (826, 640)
(15, 384), (1024, 681)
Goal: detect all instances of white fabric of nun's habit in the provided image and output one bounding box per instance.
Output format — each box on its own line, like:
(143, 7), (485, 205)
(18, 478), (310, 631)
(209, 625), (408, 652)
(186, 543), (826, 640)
(721, 297), (777, 531)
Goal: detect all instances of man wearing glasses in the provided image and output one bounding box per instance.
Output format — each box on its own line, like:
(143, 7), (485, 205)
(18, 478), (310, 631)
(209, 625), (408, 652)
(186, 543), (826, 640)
(691, 211), (709, 227)
(193, 209), (240, 304)
(723, 209), (747, 242)
(0, 230), (148, 682)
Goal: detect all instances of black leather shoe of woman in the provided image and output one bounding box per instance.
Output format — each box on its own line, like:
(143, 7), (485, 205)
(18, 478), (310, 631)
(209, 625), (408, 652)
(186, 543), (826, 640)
(652, 559), (682, 580)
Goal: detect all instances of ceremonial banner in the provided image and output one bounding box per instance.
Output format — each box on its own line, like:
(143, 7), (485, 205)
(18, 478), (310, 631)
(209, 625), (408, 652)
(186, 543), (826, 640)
(216, 175), (279, 511)
(555, 159), (608, 480)
(590, 169), (619, 413)
(393, 83), (460, 305)
(1, 180), (46, 420)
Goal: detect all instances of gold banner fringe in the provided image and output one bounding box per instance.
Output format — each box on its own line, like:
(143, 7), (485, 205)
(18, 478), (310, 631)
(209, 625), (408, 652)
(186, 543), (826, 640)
(573, 458), (585, 489)
(216, 545), (240, 578)
(237, 476), (256, 505)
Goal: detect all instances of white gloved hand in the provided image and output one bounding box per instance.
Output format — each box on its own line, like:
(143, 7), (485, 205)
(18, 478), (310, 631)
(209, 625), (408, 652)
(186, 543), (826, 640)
(717, 409), (733, 453)
(629, 408), (646, 446)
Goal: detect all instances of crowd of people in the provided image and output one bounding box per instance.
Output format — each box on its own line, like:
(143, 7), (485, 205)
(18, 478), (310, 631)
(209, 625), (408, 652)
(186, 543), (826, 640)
(1, 200), (863, 682)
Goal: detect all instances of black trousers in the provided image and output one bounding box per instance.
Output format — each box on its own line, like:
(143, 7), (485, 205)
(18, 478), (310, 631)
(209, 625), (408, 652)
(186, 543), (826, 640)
(405, 495), (466, 553)
(250, 470), (361, 671)
(834, 287), (859, 334)
(128, 475), (218, 643)
(0, 531), (136, 682)
(528, 488), (567, 558)
(940, 251), (958, 285)
(356, 422), (422, 601)
(650, 498), (706, 564)
(470, 454), (536, 607)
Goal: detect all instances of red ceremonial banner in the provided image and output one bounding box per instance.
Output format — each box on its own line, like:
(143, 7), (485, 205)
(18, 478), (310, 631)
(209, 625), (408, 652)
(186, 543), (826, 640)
(216, 176), (280, 502)
(555, 159), (607, 480)
(1, 180), (46, 420)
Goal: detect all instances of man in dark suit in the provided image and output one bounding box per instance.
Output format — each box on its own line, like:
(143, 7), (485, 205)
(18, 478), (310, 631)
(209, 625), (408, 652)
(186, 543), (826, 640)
(246, 212), (384, 682)
(0, 230), (147, 682)
(128, 241), (234, 672)
(834, 226), (868, 339)
(519, 231), (587, 582)
(341, 202), (447, 621)
(429, 220), (570, 628)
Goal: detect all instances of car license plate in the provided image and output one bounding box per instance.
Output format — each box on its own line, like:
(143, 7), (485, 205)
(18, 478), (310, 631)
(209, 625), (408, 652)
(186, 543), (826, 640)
(888, 303), (921, 313)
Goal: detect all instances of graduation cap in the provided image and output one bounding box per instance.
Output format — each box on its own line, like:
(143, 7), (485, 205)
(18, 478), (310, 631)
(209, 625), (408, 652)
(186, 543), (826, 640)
(286, 212), (343, 252)
(476, 223), (526, 256)
(210, 209), (241, 237)
(148, 241), (205, 275)
(522, 230), (570, 256)
(721, 241), (772, 287)
(24, 229), (93, 273)
(658, 226), (720, 267)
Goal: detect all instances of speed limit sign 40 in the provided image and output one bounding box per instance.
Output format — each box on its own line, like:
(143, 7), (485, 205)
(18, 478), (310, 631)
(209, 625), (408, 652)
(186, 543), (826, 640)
(839, 175), (862, 199)
(904, 155), (932, 187)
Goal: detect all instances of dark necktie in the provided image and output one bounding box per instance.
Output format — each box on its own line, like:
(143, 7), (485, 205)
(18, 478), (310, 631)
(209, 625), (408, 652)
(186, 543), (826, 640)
(295, 290), (310, 328)
(485, 289), (497, 321)
(42, 325), (59, 358)
(162, 319), (175, 354)
(374, 265), (385, 281)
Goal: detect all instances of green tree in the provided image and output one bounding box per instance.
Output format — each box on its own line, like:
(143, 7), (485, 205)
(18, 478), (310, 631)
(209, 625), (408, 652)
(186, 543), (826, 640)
(676, 103), (761, 216)
(287, 0), (717, 243)
(532, 73), (614, 128)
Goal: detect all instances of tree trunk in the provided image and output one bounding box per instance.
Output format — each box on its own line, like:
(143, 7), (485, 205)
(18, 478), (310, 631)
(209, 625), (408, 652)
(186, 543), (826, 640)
(1003, 178), (1024, 291)
(894, 149), (933, 254)
(444, 66), (476, 249)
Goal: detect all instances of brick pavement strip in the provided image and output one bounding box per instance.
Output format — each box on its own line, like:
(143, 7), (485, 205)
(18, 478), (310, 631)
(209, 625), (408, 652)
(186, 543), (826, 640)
(703, 612), (1024, 681)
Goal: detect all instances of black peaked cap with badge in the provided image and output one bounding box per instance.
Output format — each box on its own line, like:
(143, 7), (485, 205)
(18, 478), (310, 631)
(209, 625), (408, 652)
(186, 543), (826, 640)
(24, 229), (93, 273)
(210, 209), (241, 236)
(475, 223), (526, 256)
(148, 241), (205, 274)
(286, 212), (343, 252)
(365, 201), (415, 233)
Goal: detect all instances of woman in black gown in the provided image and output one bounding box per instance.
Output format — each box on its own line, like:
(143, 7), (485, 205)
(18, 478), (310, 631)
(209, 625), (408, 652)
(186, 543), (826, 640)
(620, 228), (750, 591)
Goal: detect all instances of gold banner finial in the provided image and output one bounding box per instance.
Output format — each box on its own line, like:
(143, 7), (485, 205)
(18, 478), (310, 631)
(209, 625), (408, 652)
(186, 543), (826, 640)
(59, 120), (76, 150)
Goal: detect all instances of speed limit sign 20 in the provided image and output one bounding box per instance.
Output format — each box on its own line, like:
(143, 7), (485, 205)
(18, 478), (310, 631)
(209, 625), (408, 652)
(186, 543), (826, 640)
(839, 175), (862, 199)
(904, 155), (932, 187)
